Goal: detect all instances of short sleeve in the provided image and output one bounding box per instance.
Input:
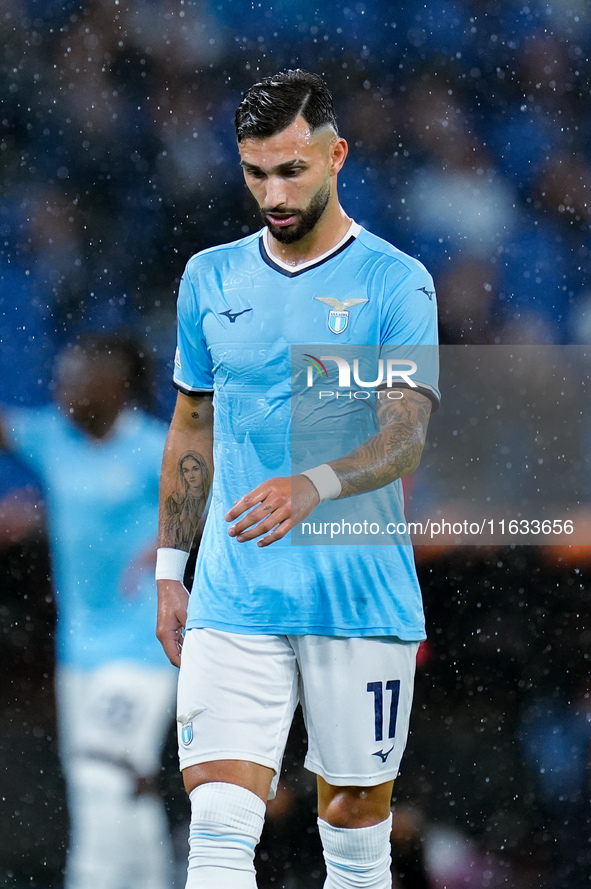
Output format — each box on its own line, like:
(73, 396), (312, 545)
(380, 266), (440, 409)
(380, 267), (438, 348)
(172, 268), (214, 394)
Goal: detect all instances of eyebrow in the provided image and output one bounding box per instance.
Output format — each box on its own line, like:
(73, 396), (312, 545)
(240, 159), (308, 174)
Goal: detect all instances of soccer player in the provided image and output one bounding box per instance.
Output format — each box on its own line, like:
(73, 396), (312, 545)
(0, 334), (176, 889)
(156, 70), (439, 889)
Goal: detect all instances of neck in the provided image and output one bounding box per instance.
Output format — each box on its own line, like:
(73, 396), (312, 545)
(266, 200), (351, 267)
(80, 415), (118, 440)
(69, 406), (122, 440)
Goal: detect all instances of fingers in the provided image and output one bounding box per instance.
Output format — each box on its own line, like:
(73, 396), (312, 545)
(232, 510), (290, 544)
(224, 475), (320, 545)
(256, 517), (292, 547)
(226, 480), (291, 542)
(224, 484), (269, 522)
(228, 499), (290, 541)
(155, 616), (183, 667)
(156, 580), (188, 668)
(159, 629), (183, 668)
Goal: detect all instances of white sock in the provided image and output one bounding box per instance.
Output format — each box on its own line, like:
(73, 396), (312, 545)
(318, 815), (393, 889)
(186, 782), (266, 889)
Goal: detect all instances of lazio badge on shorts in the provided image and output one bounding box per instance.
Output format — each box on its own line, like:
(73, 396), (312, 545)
(181, 721), (193, 746)
(314, 297), (369, 335)
(177, 708), (205, 747)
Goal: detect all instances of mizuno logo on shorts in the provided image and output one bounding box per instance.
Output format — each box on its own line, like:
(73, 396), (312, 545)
(372, 746), (395, 763)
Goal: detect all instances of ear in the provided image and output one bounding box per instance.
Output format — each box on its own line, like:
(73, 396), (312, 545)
(329, 137), (348, 175)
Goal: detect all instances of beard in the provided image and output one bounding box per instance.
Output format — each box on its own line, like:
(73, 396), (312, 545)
(260, 180), (331, 244)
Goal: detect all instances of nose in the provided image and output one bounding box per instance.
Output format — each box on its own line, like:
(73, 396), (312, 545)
(263, 175), (288, 209)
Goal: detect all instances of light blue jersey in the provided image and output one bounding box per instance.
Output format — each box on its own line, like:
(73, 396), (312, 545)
(174, 223), (439, 640)
(6, 406), (170, 669)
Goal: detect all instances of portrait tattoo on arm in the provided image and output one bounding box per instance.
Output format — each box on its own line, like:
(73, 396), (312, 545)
(332, 390), (432, 497)
(163, 451), (211, 551)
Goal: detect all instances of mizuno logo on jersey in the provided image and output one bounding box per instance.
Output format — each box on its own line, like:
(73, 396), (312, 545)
(372, 745), (395, 763)
(314, 296), (368, 335)
(416, 286), (436, 300)
(220, 308), (253, 323)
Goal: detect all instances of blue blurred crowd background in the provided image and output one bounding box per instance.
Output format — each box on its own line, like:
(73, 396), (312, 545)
(1, 3), (591, 888)
(2, 0), (591, 415)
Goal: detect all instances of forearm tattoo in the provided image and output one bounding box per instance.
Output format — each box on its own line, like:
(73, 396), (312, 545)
(162, 450), (211, 550)
(332, 391), (432, 498)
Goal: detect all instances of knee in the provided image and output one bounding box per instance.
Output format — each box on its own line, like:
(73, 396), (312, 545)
(183, 760), (273, 801)
(318, 780), (394, 829)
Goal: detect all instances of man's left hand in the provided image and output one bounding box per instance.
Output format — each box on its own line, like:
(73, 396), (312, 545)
(225, 475), (319, 546)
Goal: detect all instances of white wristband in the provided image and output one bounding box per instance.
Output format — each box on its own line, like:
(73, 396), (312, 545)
(155, 548), (190, 582)
(300, 464), (342, 502)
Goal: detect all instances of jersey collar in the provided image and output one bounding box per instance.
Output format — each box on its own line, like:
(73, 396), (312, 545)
(259, 220), (361, 278)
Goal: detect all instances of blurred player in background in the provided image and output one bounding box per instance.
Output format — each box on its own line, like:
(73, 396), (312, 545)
(156, 70), (439, 889)
(0, 450), (45, 549)
(0, 333), (176, 889)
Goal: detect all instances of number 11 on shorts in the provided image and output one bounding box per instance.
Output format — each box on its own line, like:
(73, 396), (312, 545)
(367, 680), (400, 742)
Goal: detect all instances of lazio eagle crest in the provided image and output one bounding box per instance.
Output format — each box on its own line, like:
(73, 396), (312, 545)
(314, 296), (369, 334)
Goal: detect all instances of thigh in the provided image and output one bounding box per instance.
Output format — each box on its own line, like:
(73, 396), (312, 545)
(57, 662), (177, 776)
(177, 629), (299, 798)
(293, 636), (419, 787)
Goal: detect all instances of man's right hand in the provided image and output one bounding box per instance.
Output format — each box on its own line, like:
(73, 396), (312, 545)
(156, 580), (189, 667)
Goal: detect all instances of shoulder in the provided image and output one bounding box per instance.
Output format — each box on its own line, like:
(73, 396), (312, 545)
(116, 409), (168, 444)
(2, 404), (66, 467)
(6, 403), (61, 436)
(355, 227), (432, 282)
(183, 230), (261, 277)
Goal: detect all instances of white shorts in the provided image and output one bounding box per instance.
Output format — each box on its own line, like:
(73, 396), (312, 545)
(57, 661), (177, 779)
(177, 629), (418, 797)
